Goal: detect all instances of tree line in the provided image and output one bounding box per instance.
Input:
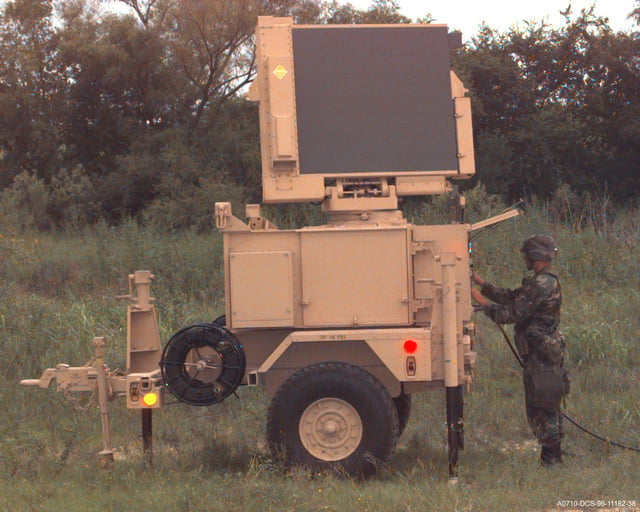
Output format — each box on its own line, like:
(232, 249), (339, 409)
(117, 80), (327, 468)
(0, 0), (638, 230)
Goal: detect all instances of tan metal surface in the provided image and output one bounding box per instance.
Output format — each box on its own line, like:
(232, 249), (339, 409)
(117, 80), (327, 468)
(20, 364), (97, 391)
(94, 337), (114, 461)
(451, 71), (475, 177)
(300, 228), (410, 327)
(441, 253), (459, 387)
(19, 369), (58, 388)
(298, 397), (363, 462)
(125, 371), (163, 409)
(411, 224), (472, 383)
(454, 96), (475, 177)
(229, 251), (294, 327)
(220, 203), (475, 392)
(244, 336), (402, 398)
(216, 202), (250, 231)
(222, 211), (418, 330)
(395, 176), (451, 196)
(185, 346), (222, 382)
(254, 16), (324, 203)
(126, 271), (162, 374)
(256, 328), (431, 383)
(222, 227), (302, 327)
(322, 183), (399, 212)
(123, 276), (165, 409)
(470, 209), (520, 231)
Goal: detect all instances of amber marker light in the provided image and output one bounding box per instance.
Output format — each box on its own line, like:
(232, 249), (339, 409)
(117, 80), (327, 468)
(142, 392), (158, 407)
(403, 339), (418, 354)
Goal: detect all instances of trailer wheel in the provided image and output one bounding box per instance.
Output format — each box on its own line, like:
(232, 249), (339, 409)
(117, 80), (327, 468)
(394, 393), (412, 436)
(266, 362), (399, 477)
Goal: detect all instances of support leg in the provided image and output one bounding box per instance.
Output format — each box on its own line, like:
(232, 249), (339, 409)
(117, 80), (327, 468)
(94, 337), (114, 467)
(446, 385), (464, 480)
(142, 409), (153, 465)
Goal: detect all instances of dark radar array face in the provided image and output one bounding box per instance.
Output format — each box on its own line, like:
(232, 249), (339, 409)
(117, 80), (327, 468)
(292, 26), (457, 176)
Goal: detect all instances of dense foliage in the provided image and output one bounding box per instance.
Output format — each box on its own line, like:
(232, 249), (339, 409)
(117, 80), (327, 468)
(455, 7), (640, 202)
(0, 0), (639, 230)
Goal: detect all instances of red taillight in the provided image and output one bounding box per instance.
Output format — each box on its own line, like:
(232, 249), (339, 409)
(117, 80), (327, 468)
(403, 339), (418, 354)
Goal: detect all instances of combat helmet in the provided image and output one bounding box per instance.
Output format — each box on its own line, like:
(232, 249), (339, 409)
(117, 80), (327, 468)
(520, 234), (558, 262)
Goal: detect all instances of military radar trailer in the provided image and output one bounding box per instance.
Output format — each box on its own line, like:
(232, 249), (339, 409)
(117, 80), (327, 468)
(22, 17), (517, 479)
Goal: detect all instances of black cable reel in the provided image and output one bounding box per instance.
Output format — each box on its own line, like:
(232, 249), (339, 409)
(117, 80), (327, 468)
(160, 323), (246, 406)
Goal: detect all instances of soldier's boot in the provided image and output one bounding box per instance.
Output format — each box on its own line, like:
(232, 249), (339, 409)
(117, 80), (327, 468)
(540, 442), (562, 467)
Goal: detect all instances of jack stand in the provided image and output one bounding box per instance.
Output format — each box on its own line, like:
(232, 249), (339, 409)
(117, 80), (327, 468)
(94, 337), (114, 468)
(446, 385), (464, 481)
(142, 409), (153, 466)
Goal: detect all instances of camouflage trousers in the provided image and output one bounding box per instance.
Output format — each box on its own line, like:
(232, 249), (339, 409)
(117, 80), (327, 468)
(518, 335), (567, 464)
(522, 350), (566, 449)
(526, 403), (564, 465)
(526, 404), (563, 447)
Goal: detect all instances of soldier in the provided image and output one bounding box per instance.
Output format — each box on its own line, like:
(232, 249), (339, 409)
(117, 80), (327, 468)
(471, 234), (567, 467)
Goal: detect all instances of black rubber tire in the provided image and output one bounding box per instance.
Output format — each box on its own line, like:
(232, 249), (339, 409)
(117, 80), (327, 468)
(394, 393), (412, 436)
(266, 362), (399, 477)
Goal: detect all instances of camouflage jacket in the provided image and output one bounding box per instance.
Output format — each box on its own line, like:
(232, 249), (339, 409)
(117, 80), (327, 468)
(481, 271), (562, 358)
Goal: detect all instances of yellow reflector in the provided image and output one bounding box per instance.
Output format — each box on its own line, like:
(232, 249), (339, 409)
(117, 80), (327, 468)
(142, 392), (157, 407)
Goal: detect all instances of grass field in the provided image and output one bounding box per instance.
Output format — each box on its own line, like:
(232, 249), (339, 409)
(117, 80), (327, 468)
(1, 193), (639, 512)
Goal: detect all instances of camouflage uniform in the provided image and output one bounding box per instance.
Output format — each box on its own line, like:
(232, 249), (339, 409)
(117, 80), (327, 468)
(481, 267), (566, 466)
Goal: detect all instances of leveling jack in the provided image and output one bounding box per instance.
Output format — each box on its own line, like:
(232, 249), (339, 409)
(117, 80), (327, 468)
(446, 385), (465, 481)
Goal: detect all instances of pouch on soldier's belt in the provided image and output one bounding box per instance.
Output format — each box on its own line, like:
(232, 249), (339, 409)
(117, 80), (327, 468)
(524, 342), (568, 409)
(525, 365), (566, 409)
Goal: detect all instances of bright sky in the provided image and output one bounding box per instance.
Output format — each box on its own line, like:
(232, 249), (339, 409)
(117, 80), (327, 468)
(348, 0), (638, 39)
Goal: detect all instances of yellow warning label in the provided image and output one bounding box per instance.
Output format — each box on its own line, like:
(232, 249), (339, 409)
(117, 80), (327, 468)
(273, 65), (288, 80)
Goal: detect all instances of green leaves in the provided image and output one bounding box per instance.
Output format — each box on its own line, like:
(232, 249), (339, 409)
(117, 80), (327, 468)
(455, 9), (640, 201)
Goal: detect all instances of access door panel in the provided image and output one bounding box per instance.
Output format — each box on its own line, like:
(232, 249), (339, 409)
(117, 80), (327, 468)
(300, 229), (410, 327)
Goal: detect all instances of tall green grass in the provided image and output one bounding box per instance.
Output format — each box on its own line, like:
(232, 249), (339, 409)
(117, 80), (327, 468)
(1, 188), (639, 511)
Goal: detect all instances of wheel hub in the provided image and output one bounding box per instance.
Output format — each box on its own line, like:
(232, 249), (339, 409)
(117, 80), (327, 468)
(299, 397), (363, 462)
(185, 347), (222, 382)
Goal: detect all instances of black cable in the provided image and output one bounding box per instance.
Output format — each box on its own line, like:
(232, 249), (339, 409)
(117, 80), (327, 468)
(496, 323), (524, 367)
(561, 413), (640, 453)
(491, 320), (640, 453)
